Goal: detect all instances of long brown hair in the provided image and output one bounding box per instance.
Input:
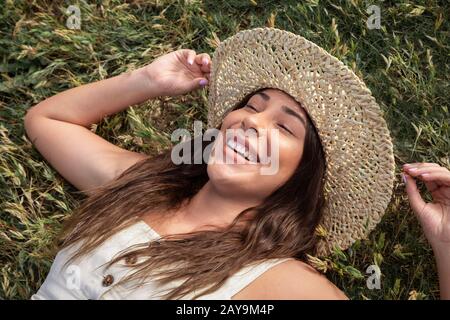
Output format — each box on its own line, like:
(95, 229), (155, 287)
(56, 87), (328, 299)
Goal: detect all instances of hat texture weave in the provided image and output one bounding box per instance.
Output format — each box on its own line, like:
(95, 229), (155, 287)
(206, 27), (396, 257)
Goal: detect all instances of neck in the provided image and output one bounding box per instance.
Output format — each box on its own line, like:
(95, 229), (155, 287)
(180, 181), (261, 231)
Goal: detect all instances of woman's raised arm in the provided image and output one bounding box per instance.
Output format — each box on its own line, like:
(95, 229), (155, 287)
(24, 49), (211, 195)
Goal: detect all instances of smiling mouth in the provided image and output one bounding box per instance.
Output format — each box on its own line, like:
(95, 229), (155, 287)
(224, 138), (259, 164)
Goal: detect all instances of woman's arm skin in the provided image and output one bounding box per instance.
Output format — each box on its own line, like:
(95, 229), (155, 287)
(25, 49), (211, 128)
(24, 68), (155, 195)
(403, 163), (450, 299)
(433, 245), (450, 299)
(24, 49), (211, 195)
(25, 67), (158, 128)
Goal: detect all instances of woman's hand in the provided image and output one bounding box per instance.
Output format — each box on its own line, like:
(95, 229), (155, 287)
(144, 49), (211, 97)
(403, 162), (450, 249)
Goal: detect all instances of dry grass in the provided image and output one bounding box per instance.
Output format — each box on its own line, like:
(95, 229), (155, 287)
(0, 0), (449, 299)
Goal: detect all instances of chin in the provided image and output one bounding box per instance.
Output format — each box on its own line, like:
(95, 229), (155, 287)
(206, 163), (238, 186)
(207, 164), (278, 199)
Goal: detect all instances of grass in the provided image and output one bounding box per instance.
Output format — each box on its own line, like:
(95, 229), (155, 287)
(0, 0), (449, 300)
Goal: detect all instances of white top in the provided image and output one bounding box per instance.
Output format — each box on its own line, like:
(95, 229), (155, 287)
(31, 221), (294, 300)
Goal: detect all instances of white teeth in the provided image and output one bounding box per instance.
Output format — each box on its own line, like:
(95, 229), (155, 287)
(226, 138), (258, 163)
(226, 139), (237, 150)
(236, 143), (245, 155)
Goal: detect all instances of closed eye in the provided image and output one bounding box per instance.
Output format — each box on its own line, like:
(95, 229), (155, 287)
(245, 104), (294, 135)
(245, 104), (257, 111)
(278, 124), (294, 135)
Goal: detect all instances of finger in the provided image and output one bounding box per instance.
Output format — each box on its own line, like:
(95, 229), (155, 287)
(403, 162), (441, 168)
(404, 166), (450, 192)
(403, 173), (428, 220)
(416, 170), (450, 187)
(402, 163), (441, 175)
(423, 177), (439, 194)
(403, 165), (449, 180)
(407, 169), (439, 194)
(403, 165), (447, 175)
(185, 49), (197, 65)
(195, 53), (212, 72)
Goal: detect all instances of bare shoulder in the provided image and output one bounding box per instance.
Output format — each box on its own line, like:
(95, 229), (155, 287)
(232, 259), (349, 300)
(268, 259), (349, 300)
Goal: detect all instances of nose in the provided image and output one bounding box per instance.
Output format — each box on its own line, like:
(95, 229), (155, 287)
(239, 110), (275, 163)
(240, 111), (269, 138)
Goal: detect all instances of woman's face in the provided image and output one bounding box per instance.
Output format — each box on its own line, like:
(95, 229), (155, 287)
(207, 88), (308, 201)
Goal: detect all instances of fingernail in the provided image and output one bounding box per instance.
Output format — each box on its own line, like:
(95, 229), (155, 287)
(403, 163), (412, 167)
(202, 58), (208, 65)
(188, 58), (193, 65)
(402, 173), (407, 184)
(199, 79), (208, 86)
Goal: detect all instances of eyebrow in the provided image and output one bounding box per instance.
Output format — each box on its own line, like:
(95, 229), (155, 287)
(254, 92), (307, 128)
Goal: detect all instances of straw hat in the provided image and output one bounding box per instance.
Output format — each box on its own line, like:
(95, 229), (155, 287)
(206, 27), (396, 257)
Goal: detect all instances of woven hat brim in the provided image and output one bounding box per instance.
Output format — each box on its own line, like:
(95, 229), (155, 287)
(206, 27), (396, 257)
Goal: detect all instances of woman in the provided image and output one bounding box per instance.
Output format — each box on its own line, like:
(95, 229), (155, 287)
(24, 28), (450, 299)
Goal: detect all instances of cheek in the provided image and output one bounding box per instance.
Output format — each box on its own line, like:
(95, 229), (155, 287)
(278, 138), (303, 172)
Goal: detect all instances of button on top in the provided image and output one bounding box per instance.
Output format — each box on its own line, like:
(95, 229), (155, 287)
(125, 255), (137, 265)
(102, 274), (114, 287)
